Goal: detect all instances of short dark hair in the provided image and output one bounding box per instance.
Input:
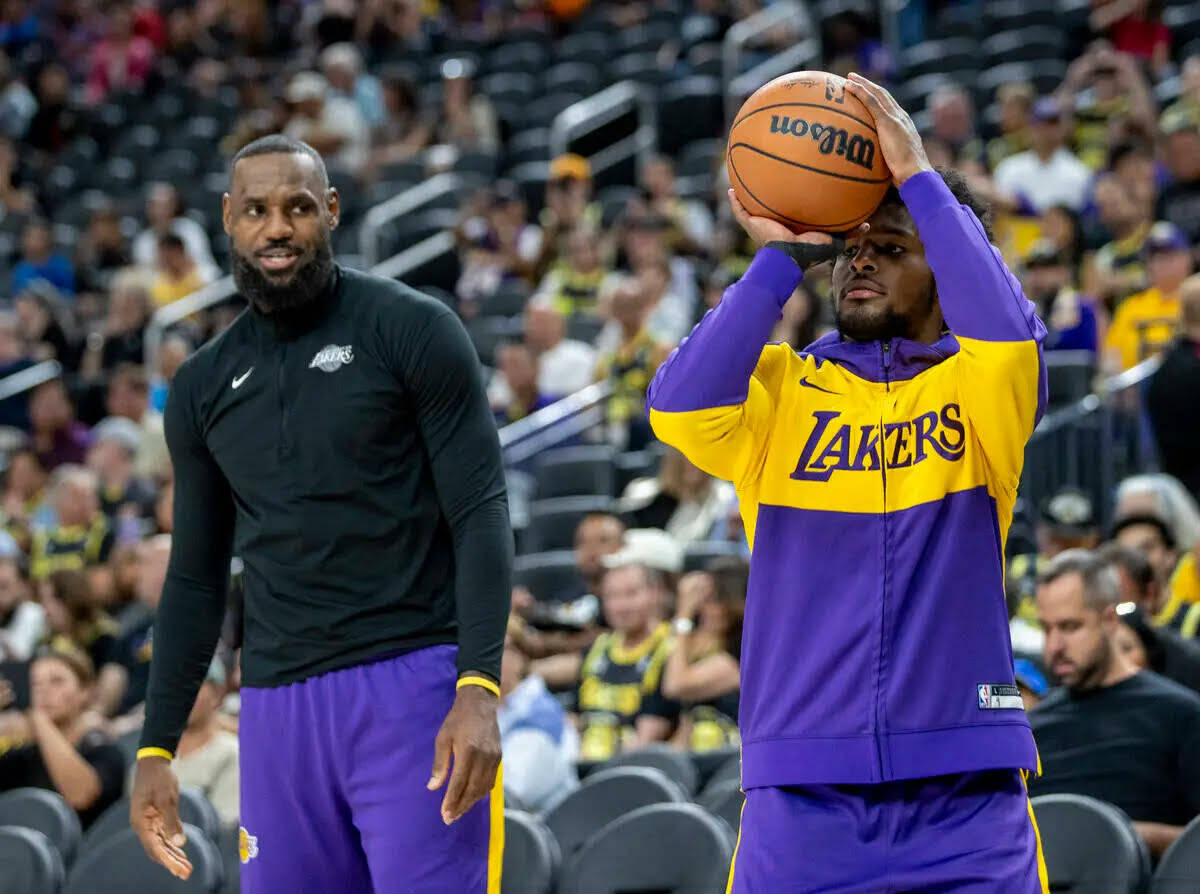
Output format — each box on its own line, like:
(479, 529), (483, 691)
(877, 166), (993, 242)
(158, 232), (186, 252)
(230, 134), (329, 190)
(1038, 548), (1122, 611)
(34, 643), (96, 686)
(1112, 513), (1176, 550)
(1095, 542), (1156, 596)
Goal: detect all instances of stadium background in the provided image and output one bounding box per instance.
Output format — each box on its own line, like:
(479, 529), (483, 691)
(0, 0), (1198, 891)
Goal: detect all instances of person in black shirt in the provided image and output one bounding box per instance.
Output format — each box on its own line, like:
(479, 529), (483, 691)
(130, 136), (511, 892)
(1146, 277), (1200, 500)
(1030, 549), (1200, 858)
(0, 646), (126, 828)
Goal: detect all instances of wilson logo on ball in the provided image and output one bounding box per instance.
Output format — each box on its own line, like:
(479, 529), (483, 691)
(768, 115), (876, 170)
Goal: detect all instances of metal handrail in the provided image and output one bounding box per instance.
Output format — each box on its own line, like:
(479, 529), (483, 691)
(498, 380), (613, 464)
(371, 230), (457, 281)
(1033, 354), (1162, 435)
(0, 360), (63, 402)
(549, 80), (658, 180)
(143, 275), (238, 371)
(722, 0), (816, 125)
(359, 173), (465, 266)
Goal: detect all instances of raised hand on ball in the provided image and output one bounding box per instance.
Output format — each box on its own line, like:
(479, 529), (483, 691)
(844, 73), (933, 188)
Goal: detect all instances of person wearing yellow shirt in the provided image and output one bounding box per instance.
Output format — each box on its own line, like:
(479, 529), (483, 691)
(1105, 223), (1192, 372)
(149, 233), (209, 308)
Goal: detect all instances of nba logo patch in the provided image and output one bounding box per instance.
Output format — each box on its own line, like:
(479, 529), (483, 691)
(238, 826), (259, 864)
(977, 685), (991, 709)
(977, 683), (1023, 709)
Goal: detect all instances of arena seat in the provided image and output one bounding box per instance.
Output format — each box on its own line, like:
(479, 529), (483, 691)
(982, 0), (1065, 32)
(487, 42), (549, 78)
(542, 62), (603, 97)
(66, 824), (222, 894)
(1031, 794), (1149, 894)
(698, 777), (745, 838)
(900, 39), (981, 80)
(1045, 351), (1097, 408)
(512, 551), (580, 602)
(466, 315), (523, 367)
(0, 825), (64, 894)
(524, 497), (616, 552)
(601, 744), (700, 796)
(687, 42), (724, 78)
(557, 802), (734, 894)
(545, 766), (687, 860)
(981, 26), (1066, 67)
(502, 810), (560, 894)
(217, 825), (241, 894)
(691, 745), (741, 792)
(479, 280), (532, 319)
(534, 446), (617, 499)
(608, 52), (667, 87)
(1151, 814), (1200, 893)
(614, 22), (676, 57)
(699, 752), (742, 799)
(554, 32), (612, 69)
(657, 76), (724, 156)
(0, 787), (82, 868)
(83, 787), (220, 858)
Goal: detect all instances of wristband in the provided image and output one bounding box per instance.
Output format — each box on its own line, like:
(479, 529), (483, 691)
(765, 238), (844, 271)
(137, 747), (174, 762)
(457, 675), (501, 698)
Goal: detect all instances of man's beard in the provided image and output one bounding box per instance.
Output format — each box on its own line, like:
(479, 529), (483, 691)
(232, 239), (334, 316)
(1064, 635), (1114, 694)
(834, 300), (911, 343)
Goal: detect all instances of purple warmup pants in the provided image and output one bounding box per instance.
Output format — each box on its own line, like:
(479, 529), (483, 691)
(237, 645), (502, 894)
(727, 769), (1049, 894)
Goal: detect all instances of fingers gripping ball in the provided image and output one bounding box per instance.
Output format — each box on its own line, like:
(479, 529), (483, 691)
(726, 71), (892, 233)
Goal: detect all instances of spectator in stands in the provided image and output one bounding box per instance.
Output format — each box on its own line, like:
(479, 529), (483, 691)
(639, 155), (713, 256)
(25, 63), (79, 157)
(456, 180), (540, 308)
(30, 465), (112, 581)
(1057, 43), (1158, 172)
(36, 569), (123, 716)
(492, 342), (552, 425)
(0, 554), (42, 662)
(1115, 475), (1200, 624)
(79, 275), (150, 380)
(1113, 512), (1179, 601)
(14, 289), (74, 373)
(86, 416), (153, 523)
(595, 276), (670, 450)
(75, 203), (132, 295)
(1164, 54), (1200, 130)
(532, 224), (610, 319)
(435, 57), (498, 155)
(85, 0), (156, 104)
(151, 655), (239, 829)
(1021, 241), (1100, 353)
(0, 646), (127, 829)
(28, 378), (89, 470)
(620, 447), (733, 546)
(1041, 204), (1085, 273)
(1092, 0), (1171, 75)
(1105, 222), (1192, 371)
(993, 98), (1092, 214)
(1147, 276), (1200, 500)
(153, 480), (172, 536)
(1156, 113), (1200, 252)
(1, 447), (52, 539)
(504, 303), (596, 403)
(12, 219), (75, 297)
(497, 636), (578, 813)
(104, 364), (167, 482)
(1086, 175), (1153, 310)
(131, 183), (219, 283)
(149, 333), (191, 414)
(1109, 138), (1159, 216)
(320, 42), (385, 129)
(0, 134), (32, 216)
(1030, 550), (1200, 857)
(356, 0), (440, 64)
(535, 154), (599, 277)
(617, 211), (698, 346)
(986, 81), (1034, 170)
(0, 51), (34, 141)
(663, 560), (745, 753)
(283, 70), (370, 176)
(110, 533), (169, 722)
(927, 85), (981, 165)
(150, 232), (210, 308)
(367, 73), (431, 172)
(1098, 541), (1166, 616)
(534, 557), (678, 761)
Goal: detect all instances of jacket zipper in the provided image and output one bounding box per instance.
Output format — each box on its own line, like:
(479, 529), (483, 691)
(277, 343), (288, 461)
(875, 341), (892, 780)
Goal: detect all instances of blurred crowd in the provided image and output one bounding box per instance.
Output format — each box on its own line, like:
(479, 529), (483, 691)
(0, 0), (1192, 860)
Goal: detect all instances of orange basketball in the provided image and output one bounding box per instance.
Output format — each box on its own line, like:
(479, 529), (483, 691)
(726, 71), (892, 233)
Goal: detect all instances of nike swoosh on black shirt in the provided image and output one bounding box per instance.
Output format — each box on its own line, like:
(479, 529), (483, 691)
(799, 377), (840, 395)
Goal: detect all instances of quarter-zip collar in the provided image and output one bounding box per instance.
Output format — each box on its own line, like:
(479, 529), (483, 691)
(802, 330), (959, 383)
(247, 264), (343, 343)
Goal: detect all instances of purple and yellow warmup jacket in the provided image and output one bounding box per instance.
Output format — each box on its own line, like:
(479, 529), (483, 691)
(646, 172), (1047, 787)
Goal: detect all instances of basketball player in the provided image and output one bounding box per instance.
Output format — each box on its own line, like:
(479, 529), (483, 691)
(648, 73), (1050, 891)
(129, 135), (511, 893)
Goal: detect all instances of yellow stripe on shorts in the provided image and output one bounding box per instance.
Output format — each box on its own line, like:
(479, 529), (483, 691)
(488, 763), (505, 894)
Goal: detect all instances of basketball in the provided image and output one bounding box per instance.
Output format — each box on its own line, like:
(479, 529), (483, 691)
(726, 71), (892, 233)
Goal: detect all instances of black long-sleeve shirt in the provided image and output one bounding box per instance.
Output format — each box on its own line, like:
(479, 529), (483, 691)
(141, 266), (512, 754)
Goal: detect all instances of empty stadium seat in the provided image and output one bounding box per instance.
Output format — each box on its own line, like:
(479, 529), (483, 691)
(698, 777), (745, 837)
(1151, 813), (1200, 893)
(1031, 794), (1149, 894)
(512, 551), (580, 602)
(66, 825), (222, 894)
(981, 27), (1066, 67)
(602, 744), (700, 796)
(479, 280), (532, 319)
(523, 496), (616, 552)
(982, 0), (1064, 32)
(687, 42), (723, 78)
(615, 22), (676, 56)
(543, 62), (603, 97)
(0, 787), (82, 867)
(900, 39), (980, 80)
(554, 31), (611, 69)
(699, 752), (742, 798)
(534, 446), (616, 499)
(608, 52), (667, 86)
(0, 825), (64, 894)
(84, 787), (221, 857)
(487, 42), (549, 77)
(502, 810), (560, 894)
(520, 91), (586, 131)
(557, 803), (734, 894)
(545, 766), (687, 860)
(658, 76), (724, 155)
(691, 745), (741, 792)
(1045, 350), (1096, 408)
